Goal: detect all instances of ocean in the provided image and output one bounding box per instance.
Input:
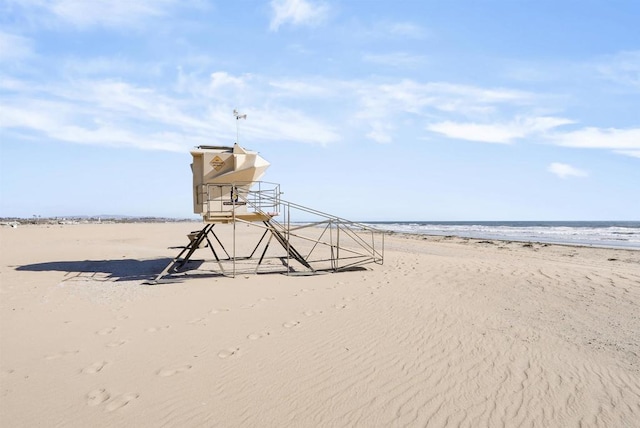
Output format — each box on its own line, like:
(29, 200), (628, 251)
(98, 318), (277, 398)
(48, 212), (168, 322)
(363, 221), (640, 250)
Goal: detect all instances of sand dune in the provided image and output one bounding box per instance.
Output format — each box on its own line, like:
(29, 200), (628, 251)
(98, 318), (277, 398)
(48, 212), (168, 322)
(1, 223), (639, 427)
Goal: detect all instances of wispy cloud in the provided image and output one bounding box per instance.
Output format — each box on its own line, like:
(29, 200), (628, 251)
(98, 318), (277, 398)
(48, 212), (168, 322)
(354, 80), (534, 119)
(2, 40), (637, 156)
(5, 0), (182, 29)
(350, 80), (541, 142)
(596, 50), (640, 89)
(61, 56), (161, 77)
(0, 99), (195, 152)
(426, 117), (573, 144)
(384, 21), (427, 39)
(243, 107), (339, 145)
(263, 77), (553, 145)
(0, 71), (340, 151)
(549, 127), (640, 150)
(0, 31), (33, 61)
(352, 20), (428, 41)
(615, 150), (640, 158)
(210, 72), (248, 91)
(269, 0), (329, 31)
(548, 163), (588, 179)
(366, 121), (394, 144)
(425, 118), (640, 158)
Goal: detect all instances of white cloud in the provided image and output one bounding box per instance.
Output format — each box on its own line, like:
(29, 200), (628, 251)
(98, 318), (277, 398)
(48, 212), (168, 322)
(244, 107), (339, 145)
(0, 31), (33, 61)
(61, 56), (160, 77)
(426, 116), (573, 144)
(210, 72), (247, 90)
(550, 127), (640, 150)
(0, 96), (211, 152)
(366, 122), (393, 144)
(596, 51), (640, 89)
(53, 0), (168, 27)
(356, 21), (427, 40)
(379, 81), (534, 115)
(47, 124), (188, 151)
(266, 77), (528, 121)
(4, 49), (634, 155)
(268, 78), (518, 142)
(548, 163), (588, 179)
(7, 0), (181, 29)
(615, 150), (640, 158)
(0, 71), (342, 151)
(427, 121), (519, 144)
(384, 22), (427, 39)
(269, 0), (329, 31)
(349, 80), (537, 139)
(0, 102), (62, 131)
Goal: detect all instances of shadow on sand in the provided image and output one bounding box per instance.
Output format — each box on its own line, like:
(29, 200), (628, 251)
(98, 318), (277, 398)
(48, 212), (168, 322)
(17, 258), (369, 283)
(15, 258), (195, 282)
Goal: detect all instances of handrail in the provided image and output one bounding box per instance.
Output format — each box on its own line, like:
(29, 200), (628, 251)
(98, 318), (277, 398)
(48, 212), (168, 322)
(198, 181), (281, 217)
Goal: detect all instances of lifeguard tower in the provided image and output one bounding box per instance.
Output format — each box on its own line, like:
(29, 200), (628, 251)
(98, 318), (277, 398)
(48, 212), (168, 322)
(155, 113), (384, 280)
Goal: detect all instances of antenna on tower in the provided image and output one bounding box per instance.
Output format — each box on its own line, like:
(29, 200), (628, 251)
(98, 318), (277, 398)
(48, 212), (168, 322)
(233, 109), (247, 144)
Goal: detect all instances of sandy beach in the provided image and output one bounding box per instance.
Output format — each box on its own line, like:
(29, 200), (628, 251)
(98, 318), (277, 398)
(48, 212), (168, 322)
(1, 222), (639, 427)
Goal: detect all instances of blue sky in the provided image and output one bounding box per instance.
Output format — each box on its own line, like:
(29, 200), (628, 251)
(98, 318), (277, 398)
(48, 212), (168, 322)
(1, 0), (639, 221)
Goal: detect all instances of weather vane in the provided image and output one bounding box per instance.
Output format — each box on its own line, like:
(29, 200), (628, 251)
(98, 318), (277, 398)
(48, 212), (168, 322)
(233, 109), (247, 144)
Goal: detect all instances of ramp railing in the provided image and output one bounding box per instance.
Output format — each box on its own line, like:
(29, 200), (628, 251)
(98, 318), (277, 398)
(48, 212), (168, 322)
(240, 182), (385, 273)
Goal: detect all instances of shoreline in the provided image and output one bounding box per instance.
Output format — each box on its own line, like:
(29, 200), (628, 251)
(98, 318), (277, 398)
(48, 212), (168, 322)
(367, 220), (640, 251)
(6, 220), (639, 251)
(385, 230), (640, 251)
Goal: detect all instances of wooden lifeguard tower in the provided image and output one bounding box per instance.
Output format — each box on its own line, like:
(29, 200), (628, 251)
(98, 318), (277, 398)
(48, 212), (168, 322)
(154, 115), (384, 280)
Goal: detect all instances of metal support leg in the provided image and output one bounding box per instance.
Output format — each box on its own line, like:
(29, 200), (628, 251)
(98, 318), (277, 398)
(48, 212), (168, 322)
(177, 224), (213, 270)
(248, 229), (270, 259)
(152, 224), (211, 283)
(204, 234), (225, 274)
(209, 228), (231, 259)
(256, 234), (275, 273)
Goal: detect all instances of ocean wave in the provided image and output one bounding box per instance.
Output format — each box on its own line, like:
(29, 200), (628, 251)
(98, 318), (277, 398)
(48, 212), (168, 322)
(366, 222), (640, 249)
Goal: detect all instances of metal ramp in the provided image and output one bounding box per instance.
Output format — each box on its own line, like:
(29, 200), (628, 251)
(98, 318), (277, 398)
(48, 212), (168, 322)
(153, 181), (384, 280)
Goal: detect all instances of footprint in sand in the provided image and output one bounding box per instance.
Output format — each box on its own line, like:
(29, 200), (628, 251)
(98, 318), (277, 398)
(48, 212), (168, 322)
(283, 320), (300, 328)
(156, 364), (192, 377)
(187, 317), (207, 325)
(115, 314), (129, 321)
(87, 389), (110, 406)
(209, 308), (230, 315)
(247, 332), (270, 340)
(303, 310), (323, 317)
(105, 393), (139, 412)
(334, 303), (349, 309)
(217, 348), (240, 359)
(106, 339), (128, 348)
(97, 327), (116, 336)
(45, 350), (79, 360)
(1, 369), (15, 378)
(145, 326), (170, 333)
(82, 361), (109, 374)
(258, 297), (276, 302)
